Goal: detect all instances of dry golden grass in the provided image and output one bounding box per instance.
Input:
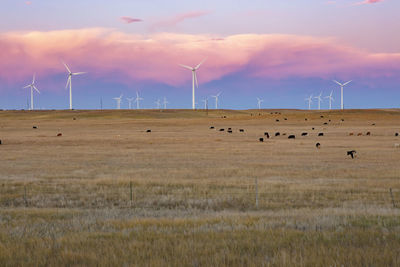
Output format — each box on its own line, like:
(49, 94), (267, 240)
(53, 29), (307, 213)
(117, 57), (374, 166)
(0, 109), (400, 266)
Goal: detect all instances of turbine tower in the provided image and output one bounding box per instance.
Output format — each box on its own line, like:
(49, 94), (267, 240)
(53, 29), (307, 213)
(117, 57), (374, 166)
(305, 95), (313, 110)
(325, 91), (334, 110)
(135, 91), (143, 109)
(333, 80), (352, 110)
(179, 58), (206, 110)
(23, 74), (40, 110)
(113, 94), (123, 109)
(63, 62), (86, 110)
(202, 97), (209, 110)
(257, 97), (264, 110)
(163, 97), (169, 109)
(155, 99), (161, 109)
(314, 92), (323, 110)
(211, 92), (221, 109)
(127, 98), (134, 109)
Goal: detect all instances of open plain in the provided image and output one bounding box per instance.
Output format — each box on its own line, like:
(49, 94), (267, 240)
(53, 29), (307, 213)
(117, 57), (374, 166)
(0, 109), (399, 266)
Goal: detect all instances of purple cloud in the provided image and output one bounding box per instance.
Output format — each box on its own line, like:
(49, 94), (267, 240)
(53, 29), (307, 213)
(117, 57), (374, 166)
(120, 17), (143, 24)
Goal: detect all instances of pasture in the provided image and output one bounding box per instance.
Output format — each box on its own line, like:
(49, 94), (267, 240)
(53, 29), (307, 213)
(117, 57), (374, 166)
(0, 109), (399, 266)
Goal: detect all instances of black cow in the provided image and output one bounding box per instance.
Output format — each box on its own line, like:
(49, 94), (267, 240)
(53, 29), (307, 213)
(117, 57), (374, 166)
(146, 130), (152, 133)
(239, 129), (245, 132)
(0, 140), (2, 145)
(210, 126), (215, 129)
(219, 129), (225, 132)
(33, 126), (38, 129)
(275, 132), (280, 137)
(288, 135), (296, 139)
(347, 150), (356, 159)
(301, 132), (308, 136)
(259, 138), (264, 142)
(318, 133), (324, 136)
(312, 128), (315, 130)
(316, 143), (321, 149)
(395, 133), (399, 137)
(276, 119), (280, 122)
(264, 132), (270, 138)
(228, 130), (233, 134)
(323, 122), (328, 125)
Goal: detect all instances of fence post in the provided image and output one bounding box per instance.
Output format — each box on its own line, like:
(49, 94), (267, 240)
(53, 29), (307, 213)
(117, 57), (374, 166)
(130, 182), (133, 206)
(390, 188), (396, 208)
(24, 185), (28, 207)
(255, 178), (259, 209)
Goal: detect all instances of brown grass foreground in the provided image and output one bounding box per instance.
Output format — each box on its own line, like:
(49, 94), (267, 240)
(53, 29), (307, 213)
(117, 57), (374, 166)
(0, 109), (399, 266)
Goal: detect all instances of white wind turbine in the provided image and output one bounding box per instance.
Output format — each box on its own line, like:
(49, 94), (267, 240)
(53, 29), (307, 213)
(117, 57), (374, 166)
(63, 62), (86, 110)
(305, 95), (313, 110)
(325, 91), (334, 110)
(155, 99), (161, 109)
(257, 97), (264, 110)
(211, 92), (221, 109)
(314, 92), (323, 110)
(113, 94), (123, 109)
(333, 80), (352, 110)
(127, 97), (134, 109)
(202, 97), (208, 110)
(163, 97), (169, 109)
(23, 74), (40, 110)
(135, 91), (143, 109)
(179, 58), (206, 110)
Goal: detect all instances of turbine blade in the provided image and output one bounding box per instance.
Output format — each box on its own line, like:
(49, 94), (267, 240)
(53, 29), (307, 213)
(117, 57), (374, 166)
(343, 80), (352, 86)
(33, 85), (40, 94)
(195, 57), (207, 70)
(333, 80), (342, 86)
(65, 76), (71, 89)
(72, 72), (86, 75)
(63, 61), (71, 73)
(23, 85), (31, 89)
(32, 74), (36, 84)
(194, 72), (199, 88)
(179, 64), (193, 70)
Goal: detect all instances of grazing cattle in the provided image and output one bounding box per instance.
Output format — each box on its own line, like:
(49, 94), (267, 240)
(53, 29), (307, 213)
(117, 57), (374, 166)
(312, 128), (315, 130)
(320, 116), (324, 118)
(347, 150), (357, 159)
(372, 123), (376, 126)
(366, 132), (371, 136)
(73, 118), (77, 121)
(264, 132), (270, 138)
(210, 126), (215, 129)
(239, 129), (245, 132)
(57, 133), (62, 137)
(301, 132), (308, 136)
(275, 132), (280, 137)
(228, 130), (233, 133)
(219, 129), (225, 132)
(329, 120), (331, 122)
(33, 126), (38, 129)
(316, 143), (321, 149)
(282, 133), (287, 136)
(288, 135), (296, 139)
(305, 118), (308, 121)
(259, 138), (264, 142)
(284, 118), (288, 121)
(323, 122), (328, 125)
(341, 119), (345, 122)
(223, 116), (227, 118)
(228, 128), (232, 130)
(318, 133), (324, 136)
(357, 133), (362, 136)
(276, 119), (280, 122)
(146, 130), (152, 133)
(0, 140), (2, 145)
(349, 133), (354, 136)
(395, 133), (399, 137)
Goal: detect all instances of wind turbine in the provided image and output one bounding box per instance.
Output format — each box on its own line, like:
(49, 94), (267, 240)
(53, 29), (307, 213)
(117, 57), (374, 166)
(135, 91), (143, 109)
(113, 94), (123, 109)
(325, 91), (334, 110)
(257, 97), (264, 110)
(333, 80), (352, 110)
(305, 95), (313, 110)
(314, 92), (323, 110)
(211, 92), (221, 109)
(127, 97), (134, 109)
(179, 58), (206, 110)
(23, 74), (40, 110)
(202, 97), (209, 110)
(63, 62), (86, 110)
(155, 99), (161, 109)
(163, 97), (169, 109)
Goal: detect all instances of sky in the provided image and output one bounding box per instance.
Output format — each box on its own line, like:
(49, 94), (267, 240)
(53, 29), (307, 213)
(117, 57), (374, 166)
(0, 0), (399, 110)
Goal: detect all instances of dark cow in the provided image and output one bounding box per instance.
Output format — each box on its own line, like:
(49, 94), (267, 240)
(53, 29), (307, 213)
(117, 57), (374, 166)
(146, 130), (152, 133)
(372, 123), (376, 126)
(284, 118), (288, 121)
(341, 119), (345, 122)
(282, 133), (287, 136)
(316, 143), (321, 149)
(366, 132), (371, 136)
(228, 128), (232, 131)
(312, 128), (315, 130)
(210, 126), (215, 129)
(395, 133), (399, 137)
(323, 122), (328, 125)
(0, 140), (2, 145)
(357, 133), (363, 136)
(33, 126), (38, 129)
(73, 118), (77, 121)
(276, 119), (280, 122)
(318, 133), (324, 136)
(320, 115), (324, 118)
(259, 138), (264, 142)
(57, 133), (62, 137)
(275, 132), (280, 137)
(305, 118), (308, 121)
(264, 132), (270, 138)
(239, 129), (245, 132)
(219, 129), (225, 132)
(301, 132), (308, 136)
(228, 130), (233, 134)
(349, 133), (354, 136)
(347, 150), (356, 159)
(288, 135), (296, 139)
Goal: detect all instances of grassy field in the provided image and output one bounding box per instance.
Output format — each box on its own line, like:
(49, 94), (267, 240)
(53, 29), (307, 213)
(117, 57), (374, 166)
(0, 109), (399, 266)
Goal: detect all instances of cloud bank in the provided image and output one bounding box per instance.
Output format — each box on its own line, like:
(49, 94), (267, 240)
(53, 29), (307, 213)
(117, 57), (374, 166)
(0, 28), (399, 89)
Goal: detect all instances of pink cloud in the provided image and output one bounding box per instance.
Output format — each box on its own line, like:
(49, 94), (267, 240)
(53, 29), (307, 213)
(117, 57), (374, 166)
(120, 16), (143, 24)
(150, 11), (210, 31)
(0, 28), (399, 89)
(354, 0), (384, 5)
